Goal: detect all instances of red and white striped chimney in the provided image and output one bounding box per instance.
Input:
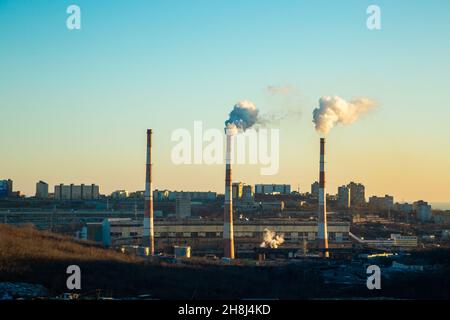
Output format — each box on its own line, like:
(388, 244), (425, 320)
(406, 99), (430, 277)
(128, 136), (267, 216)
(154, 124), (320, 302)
(224, 132), (235, 259)
(318, 138), (329, 257)
(143, 129), (155, 254)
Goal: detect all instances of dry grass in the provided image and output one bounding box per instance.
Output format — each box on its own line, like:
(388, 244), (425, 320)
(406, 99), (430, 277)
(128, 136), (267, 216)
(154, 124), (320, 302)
(3, 224), (448, 299)
(0, 223), (140, 265)
(0, 224), (325, 298)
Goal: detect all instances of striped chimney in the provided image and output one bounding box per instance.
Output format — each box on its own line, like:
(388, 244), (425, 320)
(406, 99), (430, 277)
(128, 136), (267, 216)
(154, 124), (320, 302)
(223, 132), (235, 259)
(318, 138), (329, 257)
(143, 129), (155, 254)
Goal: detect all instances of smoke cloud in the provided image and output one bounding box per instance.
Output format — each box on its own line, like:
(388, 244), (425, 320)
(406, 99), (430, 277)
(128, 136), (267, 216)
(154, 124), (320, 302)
(312, 96), (376, 134)
(260, 228), (285, 248)
(225, 100), (259, 132)
(266, 85), (293, 95)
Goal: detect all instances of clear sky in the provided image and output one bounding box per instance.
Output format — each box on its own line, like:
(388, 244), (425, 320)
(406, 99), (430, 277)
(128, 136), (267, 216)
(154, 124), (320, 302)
(1, 0), (450, 202)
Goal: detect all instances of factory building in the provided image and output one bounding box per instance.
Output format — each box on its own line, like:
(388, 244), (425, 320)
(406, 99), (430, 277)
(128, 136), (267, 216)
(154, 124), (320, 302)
(260, 201), (285, 213)
(255, 184), (291, 195)
(337, 185), (351, 208)
(176, 192), (191, 218)
(54, 184), (100, 200)
(102, 218), (142, 247)
(93, 219), (351, 252)
(347, 182), (366, 206)
(35, 181), (49, 199)
(391, 234), (418, 247)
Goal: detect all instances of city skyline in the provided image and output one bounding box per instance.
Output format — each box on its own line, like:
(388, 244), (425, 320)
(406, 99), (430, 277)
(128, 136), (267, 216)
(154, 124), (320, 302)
(1, 0), (450, 202)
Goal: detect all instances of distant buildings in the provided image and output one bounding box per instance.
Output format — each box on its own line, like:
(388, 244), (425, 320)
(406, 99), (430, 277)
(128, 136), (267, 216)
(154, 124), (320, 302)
(128, 191), (145, 199)
(110, 190), (128, 199)
(394, 202), (414, 214)
(54, 184), (100, 200)
(232, 183), (254, 201)
(168, 191), (216, 202)
(35, 181), (49, 199)
(242, 185), (254, 201)
(0, 179), (13, 198)
(434, 212), (450, 225)
(232, 182), (244, 200)
(368, 195), (394, 210)
(347, 182), (366, 206)
(311, 182), (319, 198)
(337, 185), (351, 208)
(414, 200), (432, 222)
(176, 192), (191, 218)
(255, 184), (291, 195)
(153, 189), (170, 201)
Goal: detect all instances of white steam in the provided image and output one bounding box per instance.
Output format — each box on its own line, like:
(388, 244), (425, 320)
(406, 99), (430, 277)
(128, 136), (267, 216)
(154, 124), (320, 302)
(312, 96), (376, 134)
(260, 228), (285, 249)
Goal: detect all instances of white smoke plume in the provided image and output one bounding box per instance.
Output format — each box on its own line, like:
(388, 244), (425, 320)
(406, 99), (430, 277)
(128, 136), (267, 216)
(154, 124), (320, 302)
(312, 96), (376, 134)
(262, 85), (302, 124)
(260, 228), (285, 249)
(225, 100), (259, 132)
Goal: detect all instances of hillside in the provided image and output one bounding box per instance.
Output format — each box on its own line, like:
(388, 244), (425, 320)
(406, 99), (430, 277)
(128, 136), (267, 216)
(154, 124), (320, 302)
(2, 224), (450, 300)
(0, 224), (322, 299)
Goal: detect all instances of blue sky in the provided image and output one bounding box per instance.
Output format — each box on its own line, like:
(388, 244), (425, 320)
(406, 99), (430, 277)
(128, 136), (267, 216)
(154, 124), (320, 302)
(1, 0), (450, 201)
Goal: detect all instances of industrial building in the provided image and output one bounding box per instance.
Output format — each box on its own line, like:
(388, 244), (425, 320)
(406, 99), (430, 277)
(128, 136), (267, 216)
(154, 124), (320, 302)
(86, 218), (351, 253)
(350, 232), (418, 248)
(102, 218), (142, 247)
(54, 184), (100, 200)
(175, 192), (191, 218)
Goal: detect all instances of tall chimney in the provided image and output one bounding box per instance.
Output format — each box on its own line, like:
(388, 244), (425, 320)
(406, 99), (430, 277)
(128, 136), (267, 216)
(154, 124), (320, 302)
(143, 129), (155, 254)
(318, 138), (329, 257)
(224, 132), (235, 259)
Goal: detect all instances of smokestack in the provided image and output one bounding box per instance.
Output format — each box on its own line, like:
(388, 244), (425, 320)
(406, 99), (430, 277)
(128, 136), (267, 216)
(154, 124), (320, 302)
(224, 133), (235, 259)
(143, 129), (155, 254)
(318, 138), (329, 257)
